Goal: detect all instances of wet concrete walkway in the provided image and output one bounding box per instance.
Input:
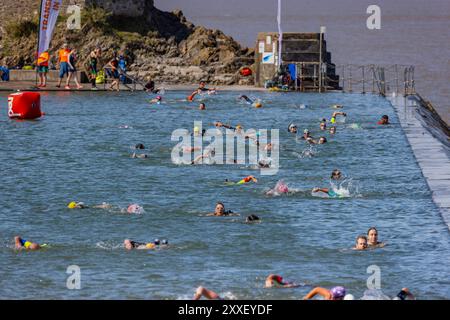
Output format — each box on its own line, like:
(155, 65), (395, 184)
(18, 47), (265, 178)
(388, 94), (450, 230)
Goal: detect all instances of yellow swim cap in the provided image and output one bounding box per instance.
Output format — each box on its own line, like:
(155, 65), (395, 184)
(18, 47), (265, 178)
(194, 126), (200, 133)
(254, 103), (262, 108)
(68, 201), (77, 209)
(146, 243), (156, 249)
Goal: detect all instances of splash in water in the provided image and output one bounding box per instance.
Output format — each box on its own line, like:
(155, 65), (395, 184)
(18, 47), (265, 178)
(348, 123), (363, 130)
(265, 180), (290, 196)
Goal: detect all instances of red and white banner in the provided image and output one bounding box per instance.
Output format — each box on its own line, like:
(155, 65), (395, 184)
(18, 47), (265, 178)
(38, 0), (62, 55)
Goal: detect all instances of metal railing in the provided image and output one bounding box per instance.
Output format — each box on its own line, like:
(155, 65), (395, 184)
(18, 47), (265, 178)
(330, 64), (416, 97)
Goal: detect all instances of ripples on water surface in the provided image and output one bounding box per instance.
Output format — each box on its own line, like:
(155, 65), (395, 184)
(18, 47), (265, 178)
(0, 91), (449, 299)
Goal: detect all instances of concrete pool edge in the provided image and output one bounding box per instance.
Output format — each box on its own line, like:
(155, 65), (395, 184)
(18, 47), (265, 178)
(387, 93), (450, 231)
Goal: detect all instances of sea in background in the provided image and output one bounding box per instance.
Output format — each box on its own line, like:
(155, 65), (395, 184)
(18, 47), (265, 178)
(157, 0), (450, 125)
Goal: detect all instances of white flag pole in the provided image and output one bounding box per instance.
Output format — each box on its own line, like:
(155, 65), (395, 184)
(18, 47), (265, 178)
(277, 0), (283, 70)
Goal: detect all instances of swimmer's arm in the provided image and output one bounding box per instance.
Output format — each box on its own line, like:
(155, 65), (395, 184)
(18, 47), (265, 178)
(313, 188), (329, 193)
(303, 287), (330, 300)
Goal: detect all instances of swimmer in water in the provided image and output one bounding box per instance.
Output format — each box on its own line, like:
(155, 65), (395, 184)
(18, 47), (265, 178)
(377, 115), (390, 125)
(264, 274), (301, 288)
(331, 169), (342, 180)
(394, 288), (415, 300)
(236, 175), (258, 185)
(135, 143), (145, 150)
(320, 119), (327, 131)
(312, 187), (339, 198)
(124, 238), (168, 250)
(302, 129), (312, 140)
(367, 227), (385, 248)
(239, 95), (254, 104)
(67, 201), (88, 209)
(131, 152), (148, 159)
(329, 126), (337, 134)
(245, 214), (260, 223)
(330, 111), (347, 124)
(353, 235), (368, 250)
(206, 202), (239, 216)
(67, 201), (113, 209)
(258, 159), (271, 168)
(193, 286), (223, 300)
(306, 136), (327, 145)
(150, 96), (162, 104)
(332, 104), (343, 109)
(197, 81), (216, 93)
(266, 180), (289, 195)
(14, 236), (43, 250)
(303, 286), (347, 300)
(288, 123), (298, 134)
(126, 204), (144, 214)
(199, 103), (206, 110)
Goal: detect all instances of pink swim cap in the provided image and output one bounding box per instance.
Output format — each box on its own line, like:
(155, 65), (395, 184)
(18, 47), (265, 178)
(127, 204), (141, 214)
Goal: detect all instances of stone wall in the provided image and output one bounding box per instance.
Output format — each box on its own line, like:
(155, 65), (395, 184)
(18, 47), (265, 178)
(68, 0), (154, 17)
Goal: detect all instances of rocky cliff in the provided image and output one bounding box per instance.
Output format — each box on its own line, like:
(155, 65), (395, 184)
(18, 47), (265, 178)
(0, 0), (255, 85)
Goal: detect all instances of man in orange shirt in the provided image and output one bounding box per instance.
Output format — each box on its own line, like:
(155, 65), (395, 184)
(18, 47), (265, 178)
(56, 43), (70, 88)
(37, 51), (49, 88)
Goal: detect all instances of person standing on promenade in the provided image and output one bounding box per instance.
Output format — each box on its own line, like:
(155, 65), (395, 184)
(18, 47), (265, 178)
(56, 44), (70, 88)
(36, 51), (49, 88)
(66, 49), (83, 90)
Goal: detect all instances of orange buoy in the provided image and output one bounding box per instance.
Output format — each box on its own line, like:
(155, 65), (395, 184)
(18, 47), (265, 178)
(8, 92), (43, 120)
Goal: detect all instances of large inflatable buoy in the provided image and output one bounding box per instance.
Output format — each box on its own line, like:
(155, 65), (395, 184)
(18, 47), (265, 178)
(8, 92), (43, 120)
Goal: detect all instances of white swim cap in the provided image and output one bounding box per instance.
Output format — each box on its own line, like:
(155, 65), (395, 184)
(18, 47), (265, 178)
(344, 294), (355, 300)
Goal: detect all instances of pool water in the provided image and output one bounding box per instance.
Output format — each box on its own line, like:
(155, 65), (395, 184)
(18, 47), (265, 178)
(0, 91), (449, 299)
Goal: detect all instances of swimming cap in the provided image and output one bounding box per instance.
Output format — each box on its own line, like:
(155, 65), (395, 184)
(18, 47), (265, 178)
(254, 102), (262, 108)
(330, 286), (346, 299)
(161, 239), (168, 245)
(156, 96), (162, 100)
(304, 129), (309, 134)
(194, 126), (200, 133)
(278, 184), (289, 193)
(236, 125), (242, 129)
(68, 201), (77, 209)
(127, 204), (143, 214)
(274, 275), (283, 283)
(344, 294), (355, 300)
(288, 123), (297, 131)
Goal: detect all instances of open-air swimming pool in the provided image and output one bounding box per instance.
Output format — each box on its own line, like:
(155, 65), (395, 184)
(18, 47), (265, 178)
(0, 91), (449, 299)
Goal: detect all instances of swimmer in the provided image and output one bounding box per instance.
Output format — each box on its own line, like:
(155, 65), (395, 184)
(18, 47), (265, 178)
(206, 202), (239, 216)
(266, 180), (289, 195)
(264, 143), (273, 151)
(320, 119), (327, 131)
(124, 238), (168, 250)
(197, 81), (216, 93)
(199, 103), (206, 110)
(332, 104), (343, 109)
(239, 95), (254, 104)
(150, 96), (162, 104)
(353, 235), (368, 250)
(14, 236), (43, 250)
(131, 152), (148, 159)
(264, 274), (301, 288)
(306, 137), (327, 145)
(378, 115), (390, 125)
(245, 214), (260, 223)
(394, 288), (415, 300)
(236, 175), (258, 185)
(303, 286), (346, 300)
(193, 286), (223, 300)
(258, 159), (271, 168)
(288, 123), (298, 134)
(67, 201), (88, 209)
(367, 227), (385, 248)
(330, 111), (347, 124)
(331, 169), (342, 180)
(126, 204), (144, 214)
(214, 121), (243, 133)
(312, 187), (338, 198)
(302, 129), (312, 140)
(192, 147), (215, 164)
(135, 143), (145, 150)
(329, 126), (337, 134)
